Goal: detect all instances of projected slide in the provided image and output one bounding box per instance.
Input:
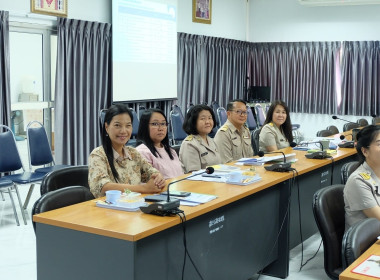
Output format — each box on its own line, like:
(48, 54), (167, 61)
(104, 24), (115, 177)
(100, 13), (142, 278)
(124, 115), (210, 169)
(113, 0), (177, 102)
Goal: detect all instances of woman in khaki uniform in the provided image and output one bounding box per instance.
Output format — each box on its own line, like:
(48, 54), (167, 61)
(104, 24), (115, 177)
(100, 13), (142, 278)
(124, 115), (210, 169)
(179, 105), (221, 173)
(259, 100), (293, 152)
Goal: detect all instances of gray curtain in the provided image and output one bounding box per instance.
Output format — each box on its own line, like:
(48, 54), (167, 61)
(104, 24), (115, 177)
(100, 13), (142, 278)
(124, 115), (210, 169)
(0, 11), (11, 127)
(55, 18), (112, 165)
(340, 41), (380, 116)
(177, 33), (248, 110)
(248, 41), (341, 114)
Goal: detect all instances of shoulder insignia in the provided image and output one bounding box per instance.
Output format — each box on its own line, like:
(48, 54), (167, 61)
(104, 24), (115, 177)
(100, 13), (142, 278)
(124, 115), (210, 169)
(184, 135), (193, 141)
(220, 124), (228, 132)
(359, 172), (371, 180)
(269, 122), (274, 126)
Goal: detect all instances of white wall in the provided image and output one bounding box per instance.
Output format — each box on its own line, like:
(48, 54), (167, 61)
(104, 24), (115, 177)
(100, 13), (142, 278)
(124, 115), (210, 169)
(178, 0), (247, 41)
(249, 0), (380, 42)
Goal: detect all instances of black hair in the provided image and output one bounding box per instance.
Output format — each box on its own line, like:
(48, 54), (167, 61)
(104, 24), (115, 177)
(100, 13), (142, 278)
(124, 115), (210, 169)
(226, 99), (247, 111)
(101, 104), (133, 182)
(263, 100), (294, 143)
(356, 125), (380, 164)
(182, 104), (216, 135)
(137, 108), (174, 160)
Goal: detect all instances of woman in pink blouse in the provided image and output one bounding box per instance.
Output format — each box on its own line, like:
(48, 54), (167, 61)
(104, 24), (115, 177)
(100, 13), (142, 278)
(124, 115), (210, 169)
(136, 108), (183, 179)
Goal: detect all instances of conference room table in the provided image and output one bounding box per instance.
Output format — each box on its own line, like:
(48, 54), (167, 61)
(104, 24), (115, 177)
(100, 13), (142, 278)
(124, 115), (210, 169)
(339, 240), (380, 280)
(33, 139), (357, 280)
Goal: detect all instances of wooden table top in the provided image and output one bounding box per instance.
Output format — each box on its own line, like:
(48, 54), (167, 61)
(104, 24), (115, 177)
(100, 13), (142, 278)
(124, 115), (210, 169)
(339, 240), (380, 280)
(33, 145), (357, 242)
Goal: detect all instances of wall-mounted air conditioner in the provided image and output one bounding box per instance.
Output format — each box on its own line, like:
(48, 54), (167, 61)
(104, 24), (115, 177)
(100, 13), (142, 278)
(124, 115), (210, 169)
(299, 0), (380, 6)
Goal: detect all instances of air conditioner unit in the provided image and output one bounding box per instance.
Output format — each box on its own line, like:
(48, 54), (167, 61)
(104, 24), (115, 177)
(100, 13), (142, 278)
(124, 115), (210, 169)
(299, 0), (380, 6)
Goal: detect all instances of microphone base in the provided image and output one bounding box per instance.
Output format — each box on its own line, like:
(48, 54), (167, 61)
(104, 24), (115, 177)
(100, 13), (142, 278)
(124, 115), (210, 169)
(338, 141), (355, 148)
(264, 162), (292, 172)
(305, 151), (329, 159)
(140, 199), (180, 216)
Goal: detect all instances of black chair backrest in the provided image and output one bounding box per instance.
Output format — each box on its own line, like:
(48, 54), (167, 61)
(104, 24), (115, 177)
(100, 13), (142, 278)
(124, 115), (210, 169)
(317, 129), (333, 137)
(211, 101), (221, 127)
(32, 185), (94, 233)
(342, 218), (380, 268)
(99, 109), (107, 132)
(341, 161), (360, 184)
(40, 165), (89, 195)
(251, 129), (261, 156)
(356, 118), (368, 127)
(326, 125), (339, 135)
(312, 184), (345, 280)
(343, 123), (359, 132)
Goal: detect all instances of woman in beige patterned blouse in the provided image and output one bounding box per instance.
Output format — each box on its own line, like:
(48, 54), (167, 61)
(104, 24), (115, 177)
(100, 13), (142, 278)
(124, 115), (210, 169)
(88, 104), (166, 198)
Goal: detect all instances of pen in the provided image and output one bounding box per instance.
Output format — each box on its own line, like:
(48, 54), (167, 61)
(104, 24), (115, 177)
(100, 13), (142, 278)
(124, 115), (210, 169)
(202, 174), (222, 178)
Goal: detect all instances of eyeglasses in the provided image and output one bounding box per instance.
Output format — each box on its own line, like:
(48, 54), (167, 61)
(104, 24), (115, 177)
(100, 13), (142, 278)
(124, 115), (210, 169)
(231, 110), (248, 116)
(149, 122), (168, 128)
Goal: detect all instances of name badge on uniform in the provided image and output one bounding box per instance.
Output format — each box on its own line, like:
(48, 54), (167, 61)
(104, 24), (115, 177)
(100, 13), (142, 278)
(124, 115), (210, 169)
(280, 139), (284, 142)
(201, 152), (208, 157)
(232, 137), (237, 140)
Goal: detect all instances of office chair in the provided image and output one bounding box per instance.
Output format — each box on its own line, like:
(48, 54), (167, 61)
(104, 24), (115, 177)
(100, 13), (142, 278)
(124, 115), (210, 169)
(138, 105), (146, 120)
(341, 218), (380, 269)
(343, 123), (359, 132)
(316, 129), (334, 137)
(0, 177), (22, 226)
(211, 101), (221, 127)
(312, 184), (346, 280)
(251, 129), (261, 156)
(217, 107), (227, 127)
(127, 108), (139, 147)
(99, 108), (107, 131)
(326, 125), (339, 135)
(26, 121), (70, 174)
(0, 125), (46, 220)
(32, 185), (94, 233)
(39, 165), (89, 195)
(169, 106), (187, 145)
(372, 116), (380, 125)
(254, 104), (266, 127)
(356, 118), (368, 127)
(246, 106), (258, 131)
(340, 161), (360, 184)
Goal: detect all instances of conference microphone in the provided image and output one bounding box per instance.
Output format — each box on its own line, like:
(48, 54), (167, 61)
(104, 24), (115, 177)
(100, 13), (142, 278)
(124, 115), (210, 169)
(332, 115), (360, 125)
(297, 141), (330, 159)
(338, 133), (356, 148)
(140, 167), (215, 215)
(258, 150), (292, 172)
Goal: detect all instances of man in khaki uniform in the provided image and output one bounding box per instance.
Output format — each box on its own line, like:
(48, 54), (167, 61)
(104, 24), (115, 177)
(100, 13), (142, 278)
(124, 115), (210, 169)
(214, 99), (253, 163)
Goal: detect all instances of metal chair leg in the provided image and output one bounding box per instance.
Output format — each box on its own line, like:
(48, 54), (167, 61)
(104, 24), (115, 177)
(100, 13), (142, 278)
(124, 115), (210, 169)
(23, 183), (35, 210)
(14, 185), (27, 225)
(1, 191), (4, 201)
(8, 187), (20, 226)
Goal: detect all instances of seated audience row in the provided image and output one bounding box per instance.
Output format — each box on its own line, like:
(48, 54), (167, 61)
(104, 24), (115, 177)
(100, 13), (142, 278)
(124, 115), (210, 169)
(88, 100), (295, 198)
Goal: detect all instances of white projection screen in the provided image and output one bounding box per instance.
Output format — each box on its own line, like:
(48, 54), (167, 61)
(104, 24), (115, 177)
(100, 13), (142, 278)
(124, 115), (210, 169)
(112, 0), (178, 102)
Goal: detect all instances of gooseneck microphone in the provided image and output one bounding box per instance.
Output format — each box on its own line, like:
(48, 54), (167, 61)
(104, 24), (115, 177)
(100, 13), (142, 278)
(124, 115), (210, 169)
(140, 167), (215, 215)
(258, 151), (292, 172)
(332, 115), (360, 126)
(165, 166), (214, 203)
